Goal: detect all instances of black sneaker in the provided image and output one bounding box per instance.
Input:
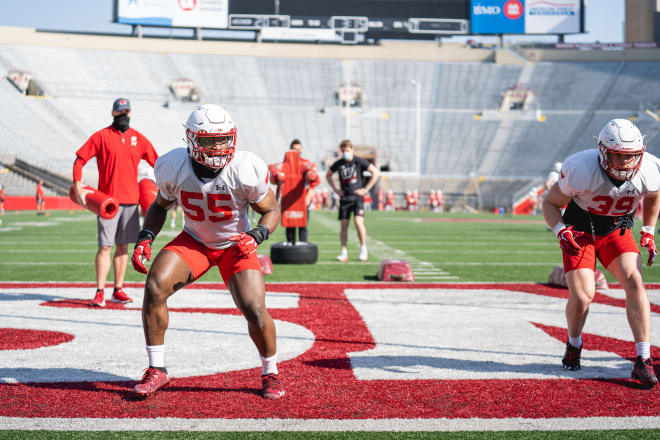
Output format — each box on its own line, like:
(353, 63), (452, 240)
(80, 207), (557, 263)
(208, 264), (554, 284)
(562, 340), (582, 371)
(632, 356), (658, 387)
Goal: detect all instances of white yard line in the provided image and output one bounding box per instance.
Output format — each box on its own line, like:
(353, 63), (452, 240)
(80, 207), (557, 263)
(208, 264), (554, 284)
(1, 416), (658, 432)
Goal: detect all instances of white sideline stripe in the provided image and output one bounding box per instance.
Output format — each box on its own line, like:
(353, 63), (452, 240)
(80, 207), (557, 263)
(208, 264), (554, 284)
(0, 241), (105, 245)
(3, 250), (97, 253)
(0, 261), (556, 266)
(289, 261), (556, 266)
(0, 280), (547, 285)
(0, 241), (557, 246)
(0, 262), (92, 265)
(438, 262), (557, 266)
(2, 416), (659, 431)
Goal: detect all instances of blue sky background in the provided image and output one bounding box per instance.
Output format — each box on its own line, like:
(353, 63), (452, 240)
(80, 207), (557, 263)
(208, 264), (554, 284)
(0, 0), (625, 43)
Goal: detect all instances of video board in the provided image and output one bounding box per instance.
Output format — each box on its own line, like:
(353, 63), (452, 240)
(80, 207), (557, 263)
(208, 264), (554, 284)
(114, 0), (583, 40)
(114, 0), (470, 39)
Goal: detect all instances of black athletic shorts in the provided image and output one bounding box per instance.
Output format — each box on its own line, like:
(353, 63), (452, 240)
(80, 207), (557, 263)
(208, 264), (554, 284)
(338, 196), (364, 220)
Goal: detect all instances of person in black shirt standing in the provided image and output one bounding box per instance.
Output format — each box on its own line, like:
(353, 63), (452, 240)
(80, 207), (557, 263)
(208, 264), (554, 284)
(326, 139), (380, 262)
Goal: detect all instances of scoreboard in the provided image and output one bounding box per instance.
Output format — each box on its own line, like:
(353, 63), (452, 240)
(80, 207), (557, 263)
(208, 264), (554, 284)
(114, 1), (583, 43)
(228, 0), (469, 39)
(115, 0), (469, 42)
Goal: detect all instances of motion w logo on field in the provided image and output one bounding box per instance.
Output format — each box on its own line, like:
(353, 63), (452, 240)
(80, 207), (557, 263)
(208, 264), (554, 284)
(0, 282), (658, 420)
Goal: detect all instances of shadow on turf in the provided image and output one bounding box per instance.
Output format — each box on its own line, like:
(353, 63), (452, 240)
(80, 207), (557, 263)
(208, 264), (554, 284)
(304, 356), (658, 389)
(121, 385), (262, 402)
(17, 378), (261, 400)
(1, 368), (129, 384)
(0, 292), (64, 302)
(348, 355), (636, 379)
(590, 378), (658, 391)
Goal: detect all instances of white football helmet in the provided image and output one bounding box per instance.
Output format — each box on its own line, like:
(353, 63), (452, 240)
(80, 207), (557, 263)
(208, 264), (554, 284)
(185, 104), (237, 170)
(597, 119), (645, 181)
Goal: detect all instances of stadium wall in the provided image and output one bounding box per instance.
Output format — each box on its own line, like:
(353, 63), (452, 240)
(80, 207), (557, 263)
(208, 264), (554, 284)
(2, 196), (82, 211)
(0, 27), (494, 62)
(522, 47), (660, 62)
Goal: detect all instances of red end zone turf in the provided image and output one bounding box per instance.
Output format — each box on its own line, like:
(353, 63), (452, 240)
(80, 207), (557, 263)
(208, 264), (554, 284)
(0, 282), (658, 420)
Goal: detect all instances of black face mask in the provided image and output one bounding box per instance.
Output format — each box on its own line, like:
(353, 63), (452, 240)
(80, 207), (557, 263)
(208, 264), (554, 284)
(112, 114), (130, 132)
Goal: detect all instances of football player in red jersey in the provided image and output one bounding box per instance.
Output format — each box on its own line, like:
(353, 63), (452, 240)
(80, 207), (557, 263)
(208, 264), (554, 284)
(131, 104), (285, 399)
(542, 119), (659, 387)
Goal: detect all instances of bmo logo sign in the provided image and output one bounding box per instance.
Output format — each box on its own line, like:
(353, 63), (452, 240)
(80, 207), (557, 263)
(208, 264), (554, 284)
(471, 0), (525, 34)
(503, 0), (524, 20)
(179, 0), (197, 11)
(473, 5), (501, 15)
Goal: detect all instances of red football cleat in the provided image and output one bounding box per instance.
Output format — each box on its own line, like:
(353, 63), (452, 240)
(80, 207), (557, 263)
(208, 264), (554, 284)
(632, 356), (658, 387)
(89, 289), (105, 307)
(111, 288), (133, 304)
(134, 367), (170, 396)
(262, 373), (285, 399)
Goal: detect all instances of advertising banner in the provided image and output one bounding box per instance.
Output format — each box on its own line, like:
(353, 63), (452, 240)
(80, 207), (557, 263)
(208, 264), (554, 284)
(470, 0), (582, 34)
(525, 0), (581, 34)
(471, 0), (524, 34)
(116, 0), (229, 29)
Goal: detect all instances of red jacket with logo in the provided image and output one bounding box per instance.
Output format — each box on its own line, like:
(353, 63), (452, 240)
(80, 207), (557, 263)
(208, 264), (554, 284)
(73, 126), (158, 204)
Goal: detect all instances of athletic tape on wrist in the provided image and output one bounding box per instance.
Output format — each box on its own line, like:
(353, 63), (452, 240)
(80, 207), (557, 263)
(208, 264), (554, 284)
(552, 223), (566, 237)
(641, 225), (655, 235)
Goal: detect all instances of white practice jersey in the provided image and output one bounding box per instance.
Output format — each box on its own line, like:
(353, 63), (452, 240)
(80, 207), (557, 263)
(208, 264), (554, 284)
(155, 148), (270, 249)
(558, 149), (660, 216)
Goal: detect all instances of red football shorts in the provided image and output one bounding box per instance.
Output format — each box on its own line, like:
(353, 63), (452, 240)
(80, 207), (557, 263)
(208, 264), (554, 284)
(562, 227), (639, 273)
(163, 231), (261, 283)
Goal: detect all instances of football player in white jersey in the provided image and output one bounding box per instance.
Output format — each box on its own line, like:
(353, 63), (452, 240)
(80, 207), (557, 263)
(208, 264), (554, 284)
(542, 119), (659, 387)
(130, 104), (285, 398)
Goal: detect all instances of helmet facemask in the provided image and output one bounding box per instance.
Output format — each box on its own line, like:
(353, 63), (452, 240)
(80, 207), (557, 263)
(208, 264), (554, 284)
(598, 142), (644, 181)
(187, 129), (236, 170)
(596, 119), (645, 182)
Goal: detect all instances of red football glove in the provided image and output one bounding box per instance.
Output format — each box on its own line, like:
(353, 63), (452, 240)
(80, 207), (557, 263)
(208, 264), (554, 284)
(228, 232), (258, 258)
(640, 231), (657, 267)
(557, 226), (582, 256)
(132, 231), (154, 274)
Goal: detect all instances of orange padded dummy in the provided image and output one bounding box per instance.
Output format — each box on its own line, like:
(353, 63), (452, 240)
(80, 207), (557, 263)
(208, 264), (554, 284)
(69, 184), (119, 219)
(272, 150), (321, 228)
(138, 178), (158, 217)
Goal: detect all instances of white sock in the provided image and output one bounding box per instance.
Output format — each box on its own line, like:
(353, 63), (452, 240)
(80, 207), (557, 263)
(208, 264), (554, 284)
(170, 219), (175, 227)
(146, 345), (165, 368)
(636, 342), (651, 359)
(340, 247), (348, 256)
(260, 353), (278, 375)
(568, 334), (582, 348)
(360, 245), (367, 252)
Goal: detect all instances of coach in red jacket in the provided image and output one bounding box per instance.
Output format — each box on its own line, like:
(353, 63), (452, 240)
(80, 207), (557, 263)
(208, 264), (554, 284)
(72, 98), (158, 307)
